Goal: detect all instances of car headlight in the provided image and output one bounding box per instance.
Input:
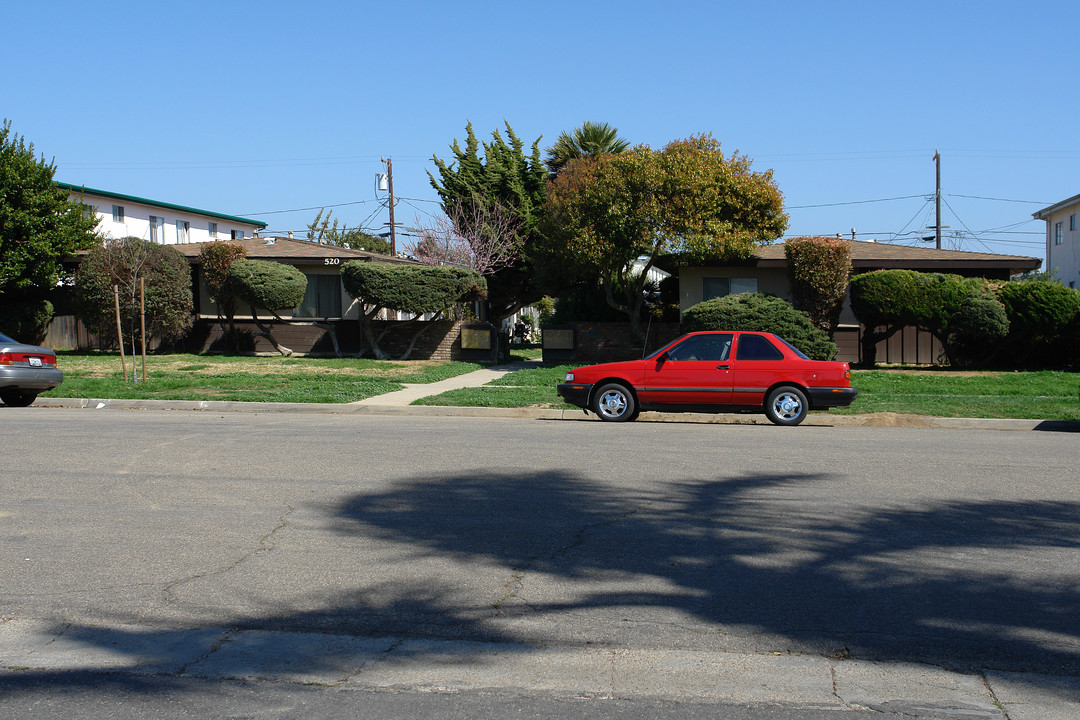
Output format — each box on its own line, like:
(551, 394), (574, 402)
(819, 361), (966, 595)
(564, 372), (575, 382)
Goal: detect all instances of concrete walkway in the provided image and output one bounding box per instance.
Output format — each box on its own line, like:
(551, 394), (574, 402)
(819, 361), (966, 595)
(350, 360), (542, 406)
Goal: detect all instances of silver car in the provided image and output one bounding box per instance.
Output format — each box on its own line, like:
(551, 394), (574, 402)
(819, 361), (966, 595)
(0, 332), (63, 406)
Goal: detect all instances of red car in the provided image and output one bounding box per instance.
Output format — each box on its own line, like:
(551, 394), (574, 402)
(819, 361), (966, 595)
(557, 331), (857, 426)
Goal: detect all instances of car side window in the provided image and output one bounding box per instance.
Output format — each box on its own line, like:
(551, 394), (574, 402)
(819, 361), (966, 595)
(736, 334), (784, 361)
(666, 334), (732, 362)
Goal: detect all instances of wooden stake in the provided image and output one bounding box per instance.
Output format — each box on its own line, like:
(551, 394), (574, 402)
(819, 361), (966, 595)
(140, 277), (147, 381)
(113, 285), (127, 382)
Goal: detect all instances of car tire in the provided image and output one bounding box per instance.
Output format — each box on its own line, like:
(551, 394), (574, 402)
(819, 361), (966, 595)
(0, 390), (37, 407)
(764, 386), (808, 426)
(592, 383), (636, 422)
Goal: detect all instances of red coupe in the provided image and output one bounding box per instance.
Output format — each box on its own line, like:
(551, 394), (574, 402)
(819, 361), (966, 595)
(557, 331), (857, 426)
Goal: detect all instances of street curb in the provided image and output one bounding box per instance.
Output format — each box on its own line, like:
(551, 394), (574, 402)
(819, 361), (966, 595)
(3, 619), (1076, 716)
(28, 397), (1077, 431)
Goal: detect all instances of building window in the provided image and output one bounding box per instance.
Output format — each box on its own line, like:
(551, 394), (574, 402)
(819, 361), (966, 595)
(112, 205), (124, 223)
(1056, 222), (1064, 245)
(149, 215), (164, 244)
(294, 274), (342, 318)
(231, 229), (244, 240)
(176, 220), (190, 244)
(1071, 214), (1077, 232)
(703, 276), (757, 301)
(208, 222), (218, 239)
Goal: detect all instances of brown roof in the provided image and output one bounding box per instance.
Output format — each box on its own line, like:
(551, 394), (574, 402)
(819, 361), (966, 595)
(750, 240), (1041, 273)
(175, 236), (415, 265)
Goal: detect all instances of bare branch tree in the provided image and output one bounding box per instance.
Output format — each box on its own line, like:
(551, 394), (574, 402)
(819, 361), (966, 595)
(409, 199), (523, 276)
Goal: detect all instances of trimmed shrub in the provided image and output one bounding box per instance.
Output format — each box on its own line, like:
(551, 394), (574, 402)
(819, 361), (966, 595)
(849, 269), (992, 366)
(682, 292), (837, 360)
(945, 294), (1010, 368)
(227, 259), (307, 316)
(785, 236), (851, 334)
(340, 262), (486, 315)
(994, 279), (1080, 368)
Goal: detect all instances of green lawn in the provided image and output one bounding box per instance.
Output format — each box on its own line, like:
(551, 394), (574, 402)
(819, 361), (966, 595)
(39, 352), (1080, 420)
(47, 352), (483, 404)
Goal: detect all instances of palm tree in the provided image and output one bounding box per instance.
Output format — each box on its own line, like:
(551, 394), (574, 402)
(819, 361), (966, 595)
(544, 121), (630, 176)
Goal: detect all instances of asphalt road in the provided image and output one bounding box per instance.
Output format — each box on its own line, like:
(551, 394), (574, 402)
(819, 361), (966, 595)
(1, 408), (1078, 718)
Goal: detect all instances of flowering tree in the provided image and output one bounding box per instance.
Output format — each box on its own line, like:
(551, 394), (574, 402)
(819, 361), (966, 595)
(409, 199), (522, 275)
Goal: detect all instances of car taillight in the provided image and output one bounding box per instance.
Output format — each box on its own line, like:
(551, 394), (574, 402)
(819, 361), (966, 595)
(0, 351), (55, 366)
(844, 369), (851, 381)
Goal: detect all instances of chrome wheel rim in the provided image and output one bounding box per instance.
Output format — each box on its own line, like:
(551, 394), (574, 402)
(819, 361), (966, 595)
(599, 390), (627, 418)
(773, 392), (802, 420)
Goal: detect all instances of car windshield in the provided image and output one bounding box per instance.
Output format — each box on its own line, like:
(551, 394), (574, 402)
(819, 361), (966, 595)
(775, 336), (810, 359)
(0, 333), (15, 344)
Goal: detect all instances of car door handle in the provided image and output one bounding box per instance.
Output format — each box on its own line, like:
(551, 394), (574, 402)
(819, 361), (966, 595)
(716, 364), (729, 370)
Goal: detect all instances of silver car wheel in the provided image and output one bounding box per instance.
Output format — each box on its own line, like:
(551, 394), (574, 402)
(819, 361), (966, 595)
(592, 383), (636, 422)
(765, 386), (808, 426)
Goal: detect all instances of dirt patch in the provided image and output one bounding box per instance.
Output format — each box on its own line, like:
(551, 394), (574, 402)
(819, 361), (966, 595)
(855, 412), (934, 428)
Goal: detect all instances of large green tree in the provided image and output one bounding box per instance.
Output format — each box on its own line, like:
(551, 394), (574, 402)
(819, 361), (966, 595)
(544, 134), (788, 338)
(0, 120), (99, 300)
(544, 121), (630, 177)
(428, 122), (547, 331)
(74, 236), (194, 351)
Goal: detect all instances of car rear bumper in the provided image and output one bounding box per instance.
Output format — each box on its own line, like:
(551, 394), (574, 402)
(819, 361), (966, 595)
(0, 366), (64, 392)
(807, 386), (858, 409)
(557, 382), (593, 408)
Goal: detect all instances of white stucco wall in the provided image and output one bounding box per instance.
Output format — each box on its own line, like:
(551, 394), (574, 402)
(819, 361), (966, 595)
(1041, 200), (1080, 289)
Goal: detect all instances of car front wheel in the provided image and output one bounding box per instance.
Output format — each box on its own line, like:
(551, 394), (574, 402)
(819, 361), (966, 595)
(0, 390), (38, 407)
(764, 386), (808, 426)
(592, 383), (637, 422)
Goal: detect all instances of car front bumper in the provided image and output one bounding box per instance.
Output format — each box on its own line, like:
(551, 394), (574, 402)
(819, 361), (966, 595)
(557, 382), (593, 408)
(807, 386), (858, 409)
(0, 366), (64, 392)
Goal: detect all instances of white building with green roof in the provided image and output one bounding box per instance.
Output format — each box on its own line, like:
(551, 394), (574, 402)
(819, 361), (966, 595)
(56, 182), (267, 245)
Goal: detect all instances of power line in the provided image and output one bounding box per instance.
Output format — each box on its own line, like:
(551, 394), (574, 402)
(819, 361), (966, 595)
(948, 193), (1052, 204)
(241, 199), (380, 216)
(787, 194), (927, 209)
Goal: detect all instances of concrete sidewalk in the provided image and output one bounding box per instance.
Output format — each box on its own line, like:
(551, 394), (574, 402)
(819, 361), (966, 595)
(350, 360), (542, 406)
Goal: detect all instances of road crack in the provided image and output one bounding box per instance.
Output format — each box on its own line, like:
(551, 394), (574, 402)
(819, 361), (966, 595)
(493, 510), (638, 614)
(162, 505), (294, 605)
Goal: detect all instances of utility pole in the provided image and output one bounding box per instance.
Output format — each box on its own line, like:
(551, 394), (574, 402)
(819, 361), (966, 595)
(382, 156), (396, 256)
(933, 148), (941, 250)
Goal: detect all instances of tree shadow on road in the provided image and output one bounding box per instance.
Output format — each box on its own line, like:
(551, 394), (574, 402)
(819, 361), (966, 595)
(327, 468), (1080, 675)
(4, 467), (1078, 700)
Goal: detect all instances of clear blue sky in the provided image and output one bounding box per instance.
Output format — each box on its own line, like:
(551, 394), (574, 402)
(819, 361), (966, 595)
(4, 0), (1075, 265)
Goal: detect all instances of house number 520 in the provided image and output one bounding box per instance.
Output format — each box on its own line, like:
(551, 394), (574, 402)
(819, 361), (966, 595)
(324, 258), (341, 265)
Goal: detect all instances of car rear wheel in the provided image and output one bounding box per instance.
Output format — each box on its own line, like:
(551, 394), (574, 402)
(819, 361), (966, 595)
(0, 390), (38, 407)
(592, 383), (636, 422)
(764, 386), (808, 426)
